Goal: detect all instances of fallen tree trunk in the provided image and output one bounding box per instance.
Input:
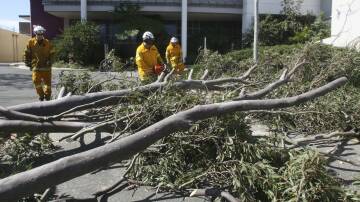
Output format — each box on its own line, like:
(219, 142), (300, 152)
(9, 68), (255, 116)
(0, 120), (91, 135)
(0, 116), (130, 135)
(8, 85), (155, 116)
(0, 106), (44, 121)
(0, 77), (347, 201)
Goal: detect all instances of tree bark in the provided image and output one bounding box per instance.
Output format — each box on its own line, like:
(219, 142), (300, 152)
(9, 68), (255, 116)
(0, 77), (347, 201)
(0, 120), (91, 135)
(0, 106), (43, 122)
(234, 60), (306, 100)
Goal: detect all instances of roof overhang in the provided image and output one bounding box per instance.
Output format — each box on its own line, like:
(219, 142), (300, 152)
(44, 5), (242, 21)
(19, 15), (31, 21)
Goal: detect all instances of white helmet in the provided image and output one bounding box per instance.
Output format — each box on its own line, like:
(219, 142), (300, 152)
(170, 37), (178, 43)
(142, 31), (154, 41)
(33, 25), (46, 35)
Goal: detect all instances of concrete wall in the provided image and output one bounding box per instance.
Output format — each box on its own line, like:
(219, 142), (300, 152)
(0, 28), (31, 62)
(321, 0), (332, 18)
(323, 0), (360, 48)
(259, 0), (321, 15)
(242, 0), (323, 33)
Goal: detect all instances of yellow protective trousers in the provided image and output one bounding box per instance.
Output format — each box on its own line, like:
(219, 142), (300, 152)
(170, 59), (185, 74)
(166, 43), (185, 74)
(32, 71), (51, 100)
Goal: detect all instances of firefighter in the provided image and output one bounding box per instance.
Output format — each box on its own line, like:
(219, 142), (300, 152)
(24, 25), (54, 101)
(135, 31), (165, 84)
(166, 37), (185, 74)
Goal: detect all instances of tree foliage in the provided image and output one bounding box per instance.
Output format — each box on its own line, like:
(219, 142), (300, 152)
(1, 43), (360, 201)
(243, 0), (330, 47)
(53, 22), (102, 65)
(124, 43), (360, 201)
(113, 4), (164, 40)
(0, 133), (55, 178)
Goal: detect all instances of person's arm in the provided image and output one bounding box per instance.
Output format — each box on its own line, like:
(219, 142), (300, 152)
(165, 47), (170, 64)
(135, 49), (148, 70)
(24, 41), (32, 69)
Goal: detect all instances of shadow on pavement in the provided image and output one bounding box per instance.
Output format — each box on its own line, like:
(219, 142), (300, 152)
(35, 132), (110, 166)
(0, 74), (33, 90)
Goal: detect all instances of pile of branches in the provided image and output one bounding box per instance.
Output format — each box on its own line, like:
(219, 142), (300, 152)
(0, 43), (359, 201)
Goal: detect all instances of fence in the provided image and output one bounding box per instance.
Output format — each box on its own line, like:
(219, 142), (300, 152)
(0, 28), (30, 63)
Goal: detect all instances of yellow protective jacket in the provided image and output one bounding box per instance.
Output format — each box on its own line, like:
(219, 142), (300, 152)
(135, 43), (164, 81)
(166, 43), (184, 73)
(24, 38), (54, 71)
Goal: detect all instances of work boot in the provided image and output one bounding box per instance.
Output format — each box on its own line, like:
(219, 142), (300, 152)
(39, 97), (44, 101)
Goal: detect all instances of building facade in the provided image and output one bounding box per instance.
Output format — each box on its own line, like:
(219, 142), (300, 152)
(323, 0), (360, 49)
(31, 0), (64, 39)
(31, 0), (332, 60)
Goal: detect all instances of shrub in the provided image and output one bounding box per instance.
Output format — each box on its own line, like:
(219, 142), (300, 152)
(56, 71), (96, 95)
(1, 133), (56, 177)
(290, 13), (330, 43)
(242, 0), (330, 47)
(54, 22), (103, 66)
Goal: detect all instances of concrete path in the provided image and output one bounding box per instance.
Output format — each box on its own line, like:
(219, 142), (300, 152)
(0, 65), (38, 106)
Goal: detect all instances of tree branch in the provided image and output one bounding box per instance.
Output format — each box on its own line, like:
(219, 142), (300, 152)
(93, 153), (140, 196)
(9, 65), (258, 116)
(0, 77), (347, 201)
(203, 64), (257, 86)
(0, 106), (44, 122)
(190, 188), (240, 202)
(234, 61), (306, 101)
(0, 120), (91, 135)
(87, 77), (125, 93)
(164, 69), (175, 82)
(200, 69), (209, 80)
(45, 96), (123, 121)
(188, 68), (194, 80)
(69, 112), (139, 141)
(57, 87), (65, 99)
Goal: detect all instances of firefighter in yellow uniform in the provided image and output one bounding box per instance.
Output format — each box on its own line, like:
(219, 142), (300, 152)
(135, 31), (164, 84)
(166, 37), (185, 74)
(24, 25), (54, 101)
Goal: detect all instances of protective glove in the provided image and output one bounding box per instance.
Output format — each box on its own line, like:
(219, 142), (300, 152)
(46, 60), (52, 67)
(163, 64), (170, 74)
(25, 61), (32, 68)
(26, 62), (33, 71)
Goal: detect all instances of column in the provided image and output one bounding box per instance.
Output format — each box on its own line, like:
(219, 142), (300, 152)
(181, 0), (188, 62)
(81, 0), (87, 22)
(242, 0), (254, 35)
